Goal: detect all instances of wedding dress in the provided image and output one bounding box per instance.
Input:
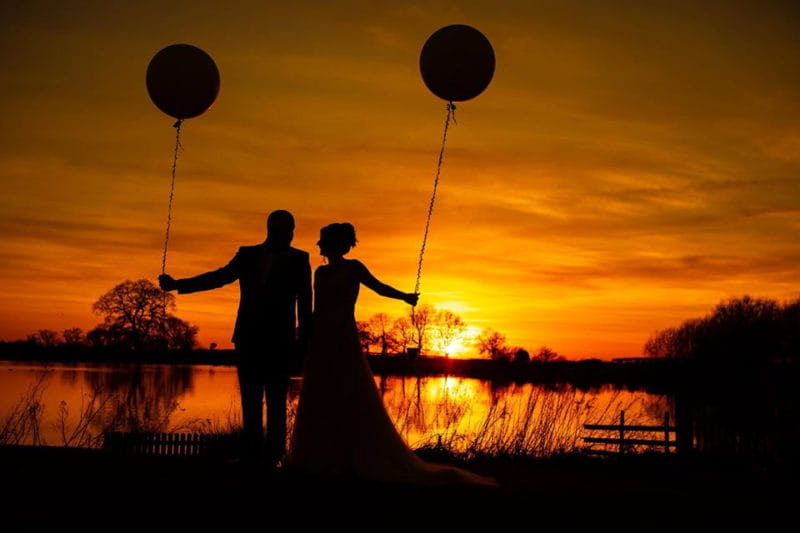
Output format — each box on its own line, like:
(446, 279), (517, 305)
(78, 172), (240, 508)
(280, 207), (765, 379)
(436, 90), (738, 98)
(286, 259), (497, 487)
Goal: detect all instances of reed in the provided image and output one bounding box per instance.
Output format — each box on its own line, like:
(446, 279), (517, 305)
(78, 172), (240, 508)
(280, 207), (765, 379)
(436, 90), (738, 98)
(55, 387), (119, 447)
(0, 375), (47, 445)
(384, 379), (649, 460)
(2, 376), (651, 460)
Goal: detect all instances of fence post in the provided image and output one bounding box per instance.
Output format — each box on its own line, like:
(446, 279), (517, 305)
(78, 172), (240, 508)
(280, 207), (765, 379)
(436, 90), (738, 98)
(619, 410), (625, 454)
(664, 412), (670, 454)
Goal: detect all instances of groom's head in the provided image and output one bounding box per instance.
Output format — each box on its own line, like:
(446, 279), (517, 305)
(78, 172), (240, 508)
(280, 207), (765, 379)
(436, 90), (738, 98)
(266, 210), (294, 246)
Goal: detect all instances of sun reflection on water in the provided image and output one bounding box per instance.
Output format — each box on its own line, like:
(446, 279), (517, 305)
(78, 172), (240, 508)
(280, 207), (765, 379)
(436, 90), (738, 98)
(0, 362), (668, 456)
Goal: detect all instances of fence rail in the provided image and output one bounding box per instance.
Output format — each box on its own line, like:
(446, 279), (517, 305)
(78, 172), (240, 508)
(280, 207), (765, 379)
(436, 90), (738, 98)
(103, 432), (239, 457)
(583, 411), (677, 455)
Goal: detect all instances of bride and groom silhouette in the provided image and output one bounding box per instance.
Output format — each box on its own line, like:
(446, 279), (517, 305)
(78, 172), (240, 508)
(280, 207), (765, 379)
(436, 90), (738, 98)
(159, 210), (496, 487)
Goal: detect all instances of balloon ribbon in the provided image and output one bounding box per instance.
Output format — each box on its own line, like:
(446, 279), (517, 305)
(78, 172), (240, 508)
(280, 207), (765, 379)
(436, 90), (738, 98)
(413, 101), (456, 304)
(161, 119), (183, 275)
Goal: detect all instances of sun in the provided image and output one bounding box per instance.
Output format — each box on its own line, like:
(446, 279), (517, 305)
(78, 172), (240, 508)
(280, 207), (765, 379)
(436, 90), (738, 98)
(438, 326), (481, 359)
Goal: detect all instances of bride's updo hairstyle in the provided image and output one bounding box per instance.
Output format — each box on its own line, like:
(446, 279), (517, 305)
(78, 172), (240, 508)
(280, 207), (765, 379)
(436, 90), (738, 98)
(318, 223), (358, 257)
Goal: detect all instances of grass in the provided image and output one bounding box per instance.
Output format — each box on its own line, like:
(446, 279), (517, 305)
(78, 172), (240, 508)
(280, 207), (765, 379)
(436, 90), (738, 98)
(393, 382), (653, 460)
(0, 378), (242, 447)
(0, 375), (46, 445)
(1, 374), (663, 461)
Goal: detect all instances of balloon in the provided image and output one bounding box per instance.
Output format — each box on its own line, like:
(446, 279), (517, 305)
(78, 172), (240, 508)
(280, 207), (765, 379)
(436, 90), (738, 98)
(146, 44), (220, 120)
(420, 25), (495, 102)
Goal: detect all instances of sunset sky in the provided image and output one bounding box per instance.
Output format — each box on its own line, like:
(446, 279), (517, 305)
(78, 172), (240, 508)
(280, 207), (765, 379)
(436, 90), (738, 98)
(1, 1), (799, 359)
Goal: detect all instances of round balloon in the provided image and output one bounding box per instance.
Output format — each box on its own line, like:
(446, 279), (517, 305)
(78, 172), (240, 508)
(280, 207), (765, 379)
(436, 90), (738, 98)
(420, 25), (495, 102)
(146, 44), (220, 120)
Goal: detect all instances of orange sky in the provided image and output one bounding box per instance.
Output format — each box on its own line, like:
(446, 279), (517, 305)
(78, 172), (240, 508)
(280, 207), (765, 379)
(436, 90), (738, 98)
(1, 1), (799, 359)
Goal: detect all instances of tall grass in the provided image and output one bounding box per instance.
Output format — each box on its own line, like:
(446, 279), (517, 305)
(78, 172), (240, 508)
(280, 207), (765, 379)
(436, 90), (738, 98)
(1, 374), (660, 460)
(54, 387), (119, 447)
(170, 395), (243, 435)
(391, 382), (650, 460)
(0, 380), (243, 447)
(0, 376), (46, 445)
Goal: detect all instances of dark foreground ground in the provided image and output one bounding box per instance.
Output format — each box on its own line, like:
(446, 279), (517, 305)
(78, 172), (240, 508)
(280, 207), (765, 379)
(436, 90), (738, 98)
(1, 447), (795, 530)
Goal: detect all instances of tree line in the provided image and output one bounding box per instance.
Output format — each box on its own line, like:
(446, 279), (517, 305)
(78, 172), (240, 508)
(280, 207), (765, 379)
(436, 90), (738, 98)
(644, 295), (799, 365)
(356, 303), (563, 362)
(23, 279), (198, 352)
(17, 279), (564, 362)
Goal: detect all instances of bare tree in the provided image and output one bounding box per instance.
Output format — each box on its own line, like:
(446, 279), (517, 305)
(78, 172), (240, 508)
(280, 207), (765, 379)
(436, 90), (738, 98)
(434, 310), (466, 358)
(476, 329), (510, 361)
(532, 346), (564, 362)
(368, 313), (397, 357)
(410, 304), (435, 356)
(27, 329), (61, 347)
(356, 321), (375, 355)
(62, 327), (84, 346)
(391, 317), (414, 356)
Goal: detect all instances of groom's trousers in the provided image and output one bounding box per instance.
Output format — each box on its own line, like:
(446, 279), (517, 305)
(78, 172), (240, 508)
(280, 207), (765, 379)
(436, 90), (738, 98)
(235, 341), (291, 465)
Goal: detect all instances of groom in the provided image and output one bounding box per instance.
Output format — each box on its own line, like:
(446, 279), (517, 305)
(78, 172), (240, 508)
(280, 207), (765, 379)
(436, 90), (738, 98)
(159, 209), (312, 467)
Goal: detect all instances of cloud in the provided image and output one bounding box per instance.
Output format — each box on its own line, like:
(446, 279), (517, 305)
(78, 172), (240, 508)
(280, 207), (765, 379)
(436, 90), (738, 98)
(2, 1), (800, 357)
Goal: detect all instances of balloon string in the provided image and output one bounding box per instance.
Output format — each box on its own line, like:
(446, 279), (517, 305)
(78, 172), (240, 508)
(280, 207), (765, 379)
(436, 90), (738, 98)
(161, 119), (183, 275)
(413, 101), (456, 306)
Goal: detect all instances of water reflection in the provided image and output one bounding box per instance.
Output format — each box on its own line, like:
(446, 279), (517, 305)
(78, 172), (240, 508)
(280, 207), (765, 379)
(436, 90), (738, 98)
(0, 361), (667, 456)
(82, 364), (194, 434)
(379, 377), (668, 456)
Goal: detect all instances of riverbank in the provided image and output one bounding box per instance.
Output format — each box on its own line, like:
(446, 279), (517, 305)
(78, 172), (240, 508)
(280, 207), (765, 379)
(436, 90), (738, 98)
(0, 344), (690, 391)
(0, 445), (792, 528)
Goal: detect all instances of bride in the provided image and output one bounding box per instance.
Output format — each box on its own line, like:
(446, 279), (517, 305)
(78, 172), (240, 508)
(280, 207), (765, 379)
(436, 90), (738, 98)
(286, 223), (497, 487)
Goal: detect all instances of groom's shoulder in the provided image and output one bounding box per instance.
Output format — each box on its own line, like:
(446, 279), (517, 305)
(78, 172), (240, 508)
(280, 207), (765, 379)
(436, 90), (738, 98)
(288, 246), (310, 259)
(236, 244), (259, 255)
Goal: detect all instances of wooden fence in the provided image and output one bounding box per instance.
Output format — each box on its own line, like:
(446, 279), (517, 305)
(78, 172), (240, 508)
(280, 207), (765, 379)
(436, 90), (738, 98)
(103, 432), (240, 457)
(583, 411), (677, 455)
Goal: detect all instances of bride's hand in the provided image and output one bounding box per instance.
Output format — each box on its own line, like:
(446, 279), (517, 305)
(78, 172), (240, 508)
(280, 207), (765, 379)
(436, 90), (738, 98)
(404, 293), (419, 306)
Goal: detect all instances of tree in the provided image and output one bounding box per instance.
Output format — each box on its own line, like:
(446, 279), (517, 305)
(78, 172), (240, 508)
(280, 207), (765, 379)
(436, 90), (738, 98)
(89, 279), (198, 351)
(476, 329), (510, 361)
(86, 324), (112, 348)
(62, 327), (84, 346)
(160, 316), (199, 351)
(513, 348), (530, 364)
(391, 317), (414, 356)
(26, 329), (61, 347)
(434, 310), (466, 358)
(356, 321), (375, 355)
(644, 322), (702, 359)
(368, 313), (398, 357)
(532, 346), (564, 363)
(643, 295), (794, 365)
(702, 296), (783, 363)
(782, 299), (800, 363)
(410, 304), (435, 356)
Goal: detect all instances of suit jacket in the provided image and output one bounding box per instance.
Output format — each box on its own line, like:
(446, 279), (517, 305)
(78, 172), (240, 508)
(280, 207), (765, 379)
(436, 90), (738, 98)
(176, 241), (312, 353)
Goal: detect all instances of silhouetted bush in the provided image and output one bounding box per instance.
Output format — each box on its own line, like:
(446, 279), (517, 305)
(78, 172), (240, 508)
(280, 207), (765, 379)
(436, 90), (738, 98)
(513, 348), (530, 364)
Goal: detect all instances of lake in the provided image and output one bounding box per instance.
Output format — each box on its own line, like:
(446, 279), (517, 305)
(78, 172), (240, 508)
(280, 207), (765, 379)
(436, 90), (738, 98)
(0, 360), (671, 456)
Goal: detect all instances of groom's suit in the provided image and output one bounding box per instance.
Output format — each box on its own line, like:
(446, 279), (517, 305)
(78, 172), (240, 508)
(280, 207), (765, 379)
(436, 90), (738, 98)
(176, 240), (312, 463)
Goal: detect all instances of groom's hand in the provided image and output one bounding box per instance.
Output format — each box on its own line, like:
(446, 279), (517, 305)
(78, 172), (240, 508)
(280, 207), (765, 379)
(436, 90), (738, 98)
(159, 274), (177, 291)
